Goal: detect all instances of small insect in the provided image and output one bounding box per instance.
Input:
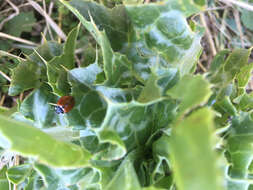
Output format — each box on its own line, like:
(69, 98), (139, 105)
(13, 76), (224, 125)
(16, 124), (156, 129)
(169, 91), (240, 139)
(54, 96), (75, 114)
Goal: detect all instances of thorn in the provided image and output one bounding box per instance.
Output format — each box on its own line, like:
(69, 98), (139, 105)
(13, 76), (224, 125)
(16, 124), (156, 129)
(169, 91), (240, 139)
(41, 32), (48, 44)
(48, 102), (58, 106)
(33, 49), (47, 66)
(60, 64), (69, 72)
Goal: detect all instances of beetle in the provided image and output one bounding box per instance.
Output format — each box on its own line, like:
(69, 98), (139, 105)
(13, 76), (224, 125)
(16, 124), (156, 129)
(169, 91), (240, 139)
(55, 96), (75, 114)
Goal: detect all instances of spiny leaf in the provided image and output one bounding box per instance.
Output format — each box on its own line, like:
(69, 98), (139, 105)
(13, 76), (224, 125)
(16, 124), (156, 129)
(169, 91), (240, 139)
(8, 60), (41, 96)
(34, 163), (100, 189)
(8, 42), (62, 96)
(170, 108), (224, 190)
(6, 164), (32, 184)
(47, 24), (80, 96)
(104, 158), (141, 190)
(0, 115), (91, 168)
(167, 75), (212, 114)
(0, 166), (9, 189)
(226, 112), (253, 178)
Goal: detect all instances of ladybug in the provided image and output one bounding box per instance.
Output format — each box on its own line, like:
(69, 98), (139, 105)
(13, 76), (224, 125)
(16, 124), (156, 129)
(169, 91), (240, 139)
(55, 96), (75, 114)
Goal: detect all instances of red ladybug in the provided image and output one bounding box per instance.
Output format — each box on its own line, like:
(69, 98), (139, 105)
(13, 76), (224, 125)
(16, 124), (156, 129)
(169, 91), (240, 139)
(55, 96), (75, 114)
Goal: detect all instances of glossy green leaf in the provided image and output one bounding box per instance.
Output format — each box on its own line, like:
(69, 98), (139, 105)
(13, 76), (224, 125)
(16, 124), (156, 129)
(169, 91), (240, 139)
(123, 0), (143, 4)
(209, 49), (230, 74)
(67, 64), (178, 162)
(170, 108), (224, 190)
(0, 115), (91, 168)
(22, 171), (44, 190)
(60, 0), (134, 87)
(138, 68), (179, 103)
(152, 134), (170, 160)
(226, 112), (253, 189)
(224, 49), (251, 81)
(19, 84), (66, 128)
(6, 164), (32, 184)
(34, 163), (100, 189)
(104, 158), (141, 190)
(61, 0), (204, 86)
(65, 0), (130, 51)
(235, 63), (253, 88)
(47, 25), (80, 96)
(234, 92), (253, 111)
(137, 72), (162, 103)
(0, 166), (9, 189)
(125, 3), (203, 78)
(142, 187), (167, 190)
(167, 75), (211, 114)
(6, 0), (251, 189)
(210, 49), (251, 89)
(214, 96), (237, 116)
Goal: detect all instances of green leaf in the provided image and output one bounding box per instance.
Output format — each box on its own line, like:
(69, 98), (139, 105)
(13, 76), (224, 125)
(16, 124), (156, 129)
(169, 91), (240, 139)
(0, 106), (17, 117)
(125, 2), (203, 77)
(170, 108), (224, 190)
(104, 158), (141, 190)
(224, 49), (251, 81)
(47, 25), (80, 96)
(69, 63), (102, 88)
(210, 49), (251, 89)
(22, 171), (43, 190)
(226, 112), (253, 189)
(142, 186), (167, 190)
(138, 68), (179, 103)
(167, 75), (212, 114)
(61, 0), (204, 86)
(152, 134), (170, 160)
(68, 0), (130, 51)
(0, 166), (9, 189)
(8, 60), (41, 96)
(19, 84), (66, 128)
(0, 115), (91, 168)
(123, 0), (143, 5)
(137, 72), (162, 103)
(234, 92), (253, 111)
(60, 0), (134, 87)
(6, 164), (32, 184)
(8, 42), (62, 96)
(67, 60), (178, 162)
(4, 12), (36, 37)
(34, 163), (100, 189)
(235, 63), (253, 88)
(241, 9), (253, 31)
(209, 49), (230, 74)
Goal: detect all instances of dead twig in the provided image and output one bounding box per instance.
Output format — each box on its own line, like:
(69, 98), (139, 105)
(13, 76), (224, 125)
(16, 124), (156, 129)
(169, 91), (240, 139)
(0, 70), (11, 82)
(233, 9), (245, 48)
(219, 0), (253, 11)
(198, 61), (207, 72)
(0, 0), (19, 30)
(0, 94), (5, 106)
(75, 55), (81, 67)
(200, 13), (217, 56)
(28, 0), (67, 41)
(58, 8), (63, 43)
(41, 0), (54, 43)
(0, 2), (30, 15)
(0, 50), (26, 61)
(0, 32), (38, 46)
